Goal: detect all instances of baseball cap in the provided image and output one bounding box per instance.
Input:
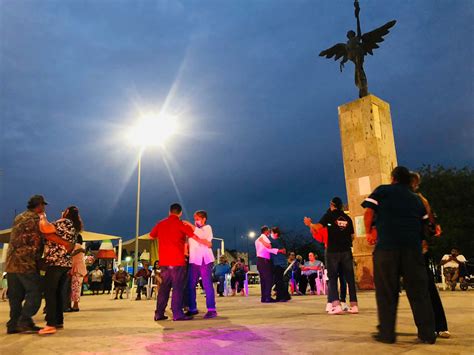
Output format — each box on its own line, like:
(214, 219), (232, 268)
(27, 195), (48, 209)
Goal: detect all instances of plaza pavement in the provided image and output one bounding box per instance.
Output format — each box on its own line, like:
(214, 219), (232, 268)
(0, 286), (472, 354)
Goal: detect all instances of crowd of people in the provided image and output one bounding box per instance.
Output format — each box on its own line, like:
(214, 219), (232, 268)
(2, 165), (470, 345)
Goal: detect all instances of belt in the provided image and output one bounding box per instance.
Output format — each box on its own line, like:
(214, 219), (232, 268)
(257, 257), (271, 262)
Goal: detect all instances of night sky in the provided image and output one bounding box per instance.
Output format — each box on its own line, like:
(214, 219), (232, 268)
(1, 0), (473, 250)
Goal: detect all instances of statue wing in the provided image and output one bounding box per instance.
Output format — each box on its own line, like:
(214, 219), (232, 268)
(319, 43), (347, 61)
(361, 20), (396, 55)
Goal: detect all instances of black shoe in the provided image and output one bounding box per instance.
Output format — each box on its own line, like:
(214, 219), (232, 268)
(372, 333), (396, 344)
(114, 296), (118, 300)
(56, 324), (64, 329)
(71, 308), (80, 312)
(173, 315), (193, 321)
(415, 337), (436, 344)
(204, 311), (218, 319)
(120, 295), (123, 299)
(17, 324), (42, 334)
(64, 308), (74, 313)
(261, 298), (277, 303)
(154, 315), (168, 321)
(218, 293), (224, 297)
(185, 310), (199, 317)
(7, 328), (20, 334)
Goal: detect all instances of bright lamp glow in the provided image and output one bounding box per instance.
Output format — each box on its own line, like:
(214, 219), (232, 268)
(125, 256), (132, 262)
(127, 115), (177, 147)
(248, 231), (256, 238)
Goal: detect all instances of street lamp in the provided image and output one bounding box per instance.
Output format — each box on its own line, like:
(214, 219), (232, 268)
(213, 237), (225, 259)
(126, 114), (178, 273)
(247, 231), (256, 267)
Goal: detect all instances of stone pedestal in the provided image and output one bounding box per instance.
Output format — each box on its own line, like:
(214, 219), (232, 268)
(338, 94), (397, 289)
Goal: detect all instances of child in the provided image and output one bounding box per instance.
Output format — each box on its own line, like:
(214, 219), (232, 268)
(184, 210), (217, 319)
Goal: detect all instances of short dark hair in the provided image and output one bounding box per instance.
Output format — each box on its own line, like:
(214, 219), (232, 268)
(271, 226), (280, 235)
(169, 203), (182, 214)
(261, 225), (269, 233)
(331, 197), (343, 210)
(194, 210), (208, 220)
(391, 166), (411, 185)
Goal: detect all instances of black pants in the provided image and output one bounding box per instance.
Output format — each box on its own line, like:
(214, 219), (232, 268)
(427, 269), (448, 332)
(299, 273), (317, 294)
(156, 266), (186, 319)
(257, 257), (273, 302)
(63, 273), (72, 309)
(231, 275), (245, 292)
(374, 248), (435, 341)
(215, 275), (225, 294)
(326, 251), (357, 303)
(273, 265), (290, 301)
(44, 266), (70, 327)
(6, 272), (42, 331)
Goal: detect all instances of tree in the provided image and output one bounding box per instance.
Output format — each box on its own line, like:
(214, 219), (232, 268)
(418, 165), (474, 262)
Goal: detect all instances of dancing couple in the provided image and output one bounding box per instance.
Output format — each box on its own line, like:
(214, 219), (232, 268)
(150, 203), (217, 321)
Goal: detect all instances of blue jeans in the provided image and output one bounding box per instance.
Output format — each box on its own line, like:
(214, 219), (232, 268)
(188, 262), (216, 312)
(6, 272), (42, 330)
(156, 266), (186, 319)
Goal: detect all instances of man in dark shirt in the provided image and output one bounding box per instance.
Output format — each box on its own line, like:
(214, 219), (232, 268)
(304, 197), (358, 314)
(270, 227), (290, 302)
(150, 203), (195, 321)
(362, 166), (435, 344)
(5, 195), (46, 334)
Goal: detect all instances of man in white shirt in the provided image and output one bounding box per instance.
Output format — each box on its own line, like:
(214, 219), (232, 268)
(184, 211), (217, 319)
(440, 248), (467, 291)
(255, 226), (286, 303)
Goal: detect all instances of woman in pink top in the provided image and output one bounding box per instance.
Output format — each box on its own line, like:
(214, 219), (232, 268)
(70, 234), (87, 311)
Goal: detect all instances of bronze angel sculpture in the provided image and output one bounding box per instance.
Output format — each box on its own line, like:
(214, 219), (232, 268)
(319, 1), (396, 98)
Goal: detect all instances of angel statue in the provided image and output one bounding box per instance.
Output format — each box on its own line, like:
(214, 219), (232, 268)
(319, 1), (396, 98)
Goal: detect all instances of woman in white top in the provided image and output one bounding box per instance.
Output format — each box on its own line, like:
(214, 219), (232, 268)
(183, 210), (217, 319)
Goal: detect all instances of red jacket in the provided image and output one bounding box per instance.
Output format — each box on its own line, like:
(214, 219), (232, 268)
(311, 227), (328, 249)
(150, 215), (194, 266)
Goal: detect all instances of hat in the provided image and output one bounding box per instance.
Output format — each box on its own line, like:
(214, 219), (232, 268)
(27, 195), (48, 209)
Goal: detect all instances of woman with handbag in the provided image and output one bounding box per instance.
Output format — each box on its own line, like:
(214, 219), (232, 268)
(38, 206), (82, 335)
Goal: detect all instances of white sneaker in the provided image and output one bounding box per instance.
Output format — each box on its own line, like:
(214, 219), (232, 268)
(341, 302), (349, 312)
(325, 303), (332, 312)
(328, 305), (344, 315)
(438, 331), (450, 338)
(348, 305), (359, 314)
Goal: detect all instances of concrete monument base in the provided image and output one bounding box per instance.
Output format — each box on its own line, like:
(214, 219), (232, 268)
(338, 94), (398, 290)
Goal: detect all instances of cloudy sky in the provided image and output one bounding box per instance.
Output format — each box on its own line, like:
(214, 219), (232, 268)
(1, 0), (473, 249)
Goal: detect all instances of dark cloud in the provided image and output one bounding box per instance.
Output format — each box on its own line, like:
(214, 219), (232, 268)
(1, 1), (473, 250)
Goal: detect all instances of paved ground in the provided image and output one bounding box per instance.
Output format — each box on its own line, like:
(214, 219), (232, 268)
(0, 286), (472, 354)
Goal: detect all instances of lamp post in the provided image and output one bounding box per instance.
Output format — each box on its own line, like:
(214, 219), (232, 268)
(247, 231), (256, 267)
(127, 115), (177, 273)
(213, 237), (225, 259)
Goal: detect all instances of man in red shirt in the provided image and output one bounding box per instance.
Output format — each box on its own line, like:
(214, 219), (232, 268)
(150, 203), (195, 321)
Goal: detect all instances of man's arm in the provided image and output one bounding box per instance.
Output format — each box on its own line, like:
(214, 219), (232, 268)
(43, 234), (74, 252)
(364, 208), (376, 245)
(39, 214), (56, 234)
(257, 236), (281, 254)
(189, 234), (212, 247)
